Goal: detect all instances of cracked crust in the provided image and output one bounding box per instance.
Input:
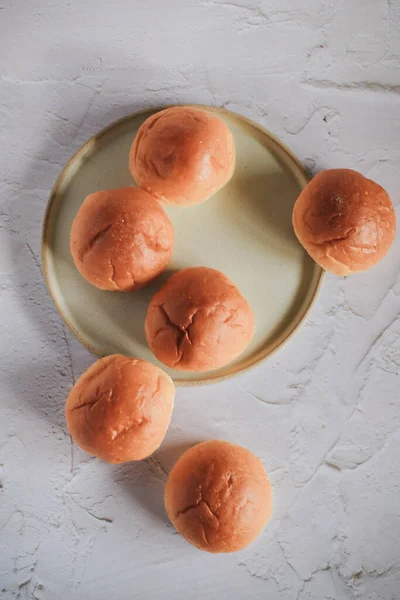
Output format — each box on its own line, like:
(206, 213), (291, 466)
(293, 169), (396, 276)
(165, 440), (272, 553)
(70, 187), (174, 291)
(129, 106), (236, 206)
(145, 267), (254, 372)
(65, 355), (175, 463)
(155, 304), (201, 367)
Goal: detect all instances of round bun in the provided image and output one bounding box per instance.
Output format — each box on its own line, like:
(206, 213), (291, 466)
(293, 169), (396, 276)
(129, 106), (236, 206)
(165, 440), (272, 553)
(70, 187), (174, 291)
(65, 355), (175, 463)
(145, 267), (254, 372)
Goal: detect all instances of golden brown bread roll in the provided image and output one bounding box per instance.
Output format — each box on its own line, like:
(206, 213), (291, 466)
(129, 106), (236, 206)
(165, 440), (272, 553)
(70, 187), (174, 291)
(65, 355), (175, 463)
(292, 169), (396, 276)
(145, 267), (254, 372)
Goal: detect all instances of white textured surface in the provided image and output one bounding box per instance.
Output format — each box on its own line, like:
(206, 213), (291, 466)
(0, 0), (399, 598)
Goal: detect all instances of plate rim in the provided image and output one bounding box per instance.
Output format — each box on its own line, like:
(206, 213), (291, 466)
(41, 103), (324, 387)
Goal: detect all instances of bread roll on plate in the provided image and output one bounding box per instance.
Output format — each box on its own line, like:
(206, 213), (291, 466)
(65, 355), (175, 463)
(165, 440), (272, 553)
(129, 106), (235, 206)
(293, 169), (396, 276)
(145, 267), (254, 372)
(70, 187), (174, 291)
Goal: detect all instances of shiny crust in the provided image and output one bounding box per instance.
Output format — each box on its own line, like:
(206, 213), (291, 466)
(129, 107), (236, 206)
(145, 267), (254, 372)
(70, 187), (174, 291)
(165, 440), (272, 553)
(65, 355), (175, 463)
(293, 169), (396, 276)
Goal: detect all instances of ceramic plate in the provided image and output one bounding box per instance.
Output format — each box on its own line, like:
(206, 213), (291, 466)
(42, 105), (323, 386)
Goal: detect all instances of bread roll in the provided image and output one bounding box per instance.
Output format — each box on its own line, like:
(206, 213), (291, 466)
(129, 106), (236, 206)
(70, 187), (174, 291)
(65, 355), (175, 463)
(293, 169), (396, 276)
(165, 440), (272, 553)
(145, 267), (254, 372)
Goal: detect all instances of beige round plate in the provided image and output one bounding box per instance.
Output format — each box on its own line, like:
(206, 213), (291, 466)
(42, 105), (323, 386)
